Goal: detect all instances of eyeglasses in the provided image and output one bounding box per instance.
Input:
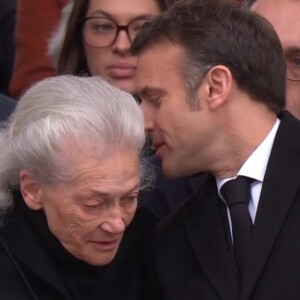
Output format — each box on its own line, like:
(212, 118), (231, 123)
(286, 54), (300, 82)
(82, 17), (151, 48)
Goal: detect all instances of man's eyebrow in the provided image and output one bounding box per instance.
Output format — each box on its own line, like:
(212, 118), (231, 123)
(284, 47), (300, 56)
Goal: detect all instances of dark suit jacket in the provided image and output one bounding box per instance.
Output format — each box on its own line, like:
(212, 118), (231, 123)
(140, 155), (205, 220)
(151, 111), (300, 300)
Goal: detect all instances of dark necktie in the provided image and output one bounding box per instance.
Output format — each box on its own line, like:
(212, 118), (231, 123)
(221, 176), (253, 275)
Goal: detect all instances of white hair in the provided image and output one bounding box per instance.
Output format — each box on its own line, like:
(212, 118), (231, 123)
(0, 75), (149, 217)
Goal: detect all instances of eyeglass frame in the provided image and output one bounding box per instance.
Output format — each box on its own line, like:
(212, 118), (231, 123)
(81, 16), (152, 49)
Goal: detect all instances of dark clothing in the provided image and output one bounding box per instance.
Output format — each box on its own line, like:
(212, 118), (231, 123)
(140, 155), (205, 220)
(0, 0), (16, 95)
(0, 190), (156, 300)
(150, 111), (300, 300)
(0, 93), (15, 121)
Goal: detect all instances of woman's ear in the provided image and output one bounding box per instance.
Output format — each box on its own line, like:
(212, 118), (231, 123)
(19, 170), (43, 210)
(204, 65), (233, 110)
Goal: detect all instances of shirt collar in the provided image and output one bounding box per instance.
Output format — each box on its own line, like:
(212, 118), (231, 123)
(216, 118), (280, 191)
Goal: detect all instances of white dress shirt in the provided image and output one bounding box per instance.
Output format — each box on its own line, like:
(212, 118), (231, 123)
(216, 119), (280, 237)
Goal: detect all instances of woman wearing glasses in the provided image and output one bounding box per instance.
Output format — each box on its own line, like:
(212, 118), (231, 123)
(58, 0), (167, 94)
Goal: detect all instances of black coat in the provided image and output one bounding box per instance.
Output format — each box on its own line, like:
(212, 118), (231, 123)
(150, 111), (300, 300)
(0, 0), (16, 95)
(140, 155), (205, 220)
(0, 191), (157, 300)
(0, 93), (15, 121)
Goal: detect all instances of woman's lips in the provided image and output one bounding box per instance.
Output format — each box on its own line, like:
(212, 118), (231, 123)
(90, 239), (119, 251)
(107, 65), (136, 78)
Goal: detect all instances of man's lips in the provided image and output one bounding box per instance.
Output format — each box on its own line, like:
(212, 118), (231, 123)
(153, 142), (164, 150)
(107, 64), (136, 78)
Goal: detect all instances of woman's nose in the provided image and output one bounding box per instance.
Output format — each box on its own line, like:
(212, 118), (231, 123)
(113, 30), (131, 53)
(101, 213), (126, 234)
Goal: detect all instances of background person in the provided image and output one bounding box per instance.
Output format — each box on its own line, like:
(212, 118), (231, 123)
(0, 93), (15, 121)
(9, 0), (70, 99)
(247, 0), (300, 119)
(132, 0), (300, 298)
(0, 0), (16, 96)
(0, 75), (154, 300)
(58, 0), (167, 94)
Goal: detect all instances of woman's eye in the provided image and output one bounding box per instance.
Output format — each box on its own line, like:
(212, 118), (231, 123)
(93, 23), (114, 33)
(82, 199), (102, 210)
(121, 196), (137, 206)
(131, 21), (147, 33)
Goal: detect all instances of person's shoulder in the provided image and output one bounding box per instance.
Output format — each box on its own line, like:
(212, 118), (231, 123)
(0, 94), (16, 121)
(274, 111), (300, 152)
(155, 172), (213, 233)
(133, 206), (159, 231)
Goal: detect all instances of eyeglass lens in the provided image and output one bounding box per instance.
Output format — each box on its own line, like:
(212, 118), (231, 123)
(83, 17), (150, 48)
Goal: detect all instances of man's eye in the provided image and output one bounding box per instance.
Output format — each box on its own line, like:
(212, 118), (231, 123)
(290, 57), (300, 67)
(286, 55), (300, 68)
(286, 55), (300, 80)
(134, 94), (142, 104)
(149, 97), (162, 107)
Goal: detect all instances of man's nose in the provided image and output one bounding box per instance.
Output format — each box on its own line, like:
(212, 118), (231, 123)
(141, 101), (155, 132)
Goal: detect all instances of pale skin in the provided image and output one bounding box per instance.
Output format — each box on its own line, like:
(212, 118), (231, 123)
(83, 0), (161, 94)
(251, 0), (300, 119)
(136, 40), (277, 179)
(19, 140), (140, 266)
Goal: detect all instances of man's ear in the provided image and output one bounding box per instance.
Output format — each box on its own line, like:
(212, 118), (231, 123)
(19, 170), (43, 210)
(204, 65), (232, 110)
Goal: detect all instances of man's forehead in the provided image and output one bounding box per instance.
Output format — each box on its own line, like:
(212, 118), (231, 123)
(251, 0), (300, 48)
(136, 41), (185, 84)
(137, 40), (185, 68)
(251, 0), (300, 24)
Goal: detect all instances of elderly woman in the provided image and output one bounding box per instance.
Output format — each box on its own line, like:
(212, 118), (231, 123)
(0, 75), (155, 299)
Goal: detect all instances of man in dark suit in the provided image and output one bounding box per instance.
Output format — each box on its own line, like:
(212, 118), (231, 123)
(131, 0), (300, 299)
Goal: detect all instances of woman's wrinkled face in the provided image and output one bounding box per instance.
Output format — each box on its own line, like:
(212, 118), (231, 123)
(82, 0), (161, 94)
(22, 142), (140, 266)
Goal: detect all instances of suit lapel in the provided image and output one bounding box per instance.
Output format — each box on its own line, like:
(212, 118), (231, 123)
(188, 172), (206, 195)
(184, 174), (239, 300)
(241, 112), (300, 300)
